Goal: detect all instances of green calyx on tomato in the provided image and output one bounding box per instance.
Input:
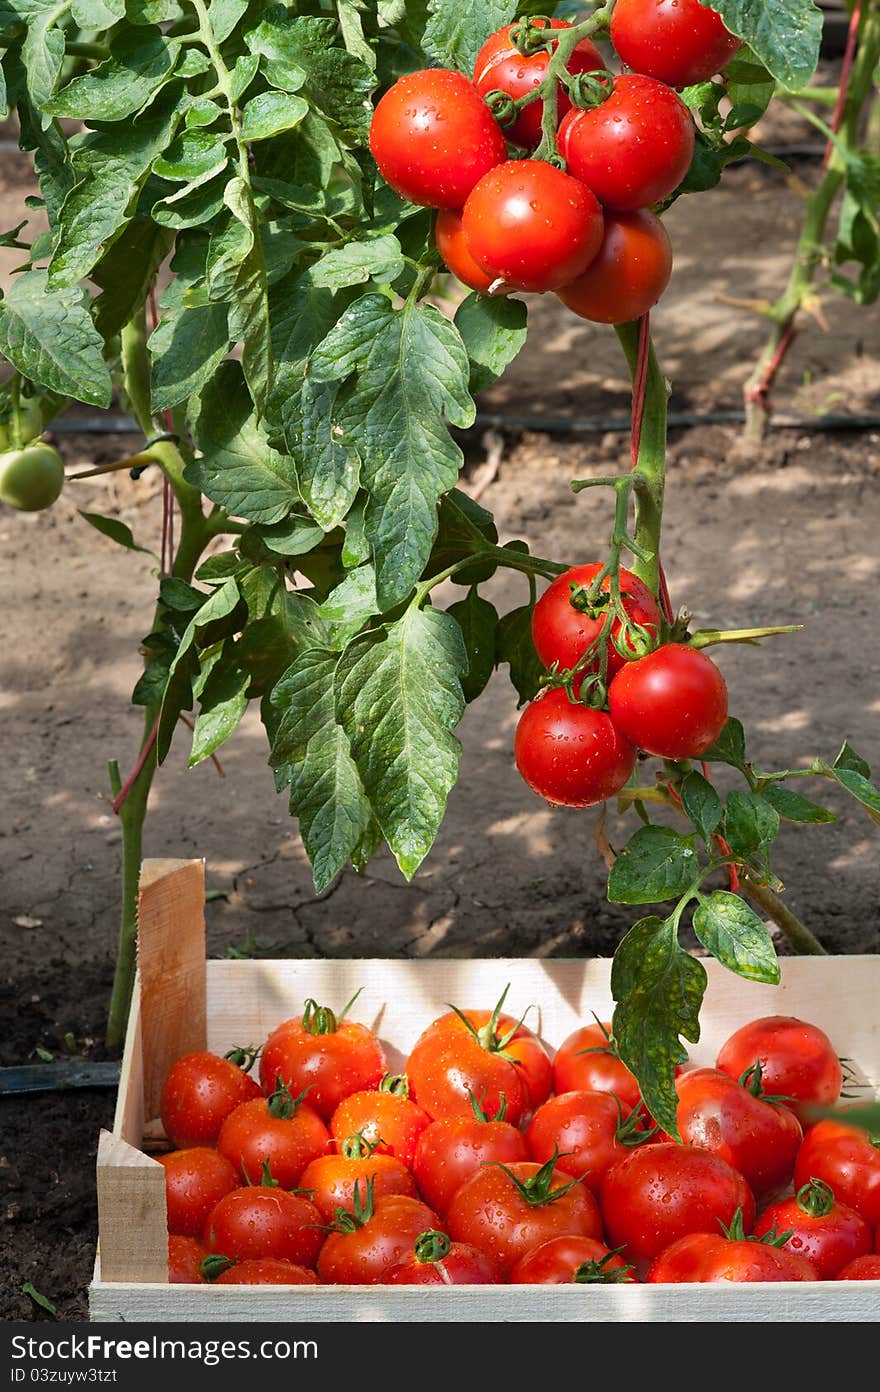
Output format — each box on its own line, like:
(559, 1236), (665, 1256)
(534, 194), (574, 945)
(572, 1248), (635, 1285)
(341, 1129), (384, 1161)
(738, 1060), (794, 1108)
(266, 1076), (313, 1120)
(413, 1229), (452, 1265)
(720, 1208), (794, 1248)
(566, 69), (616, 111)
(329, 1174), (377, 1233)
(489, 1150), (586, 1209)
(614, 1098), (659, 1149)
(446, 983), (534, 1061)
(509, 16), (556, 57)
(243, 1158), (281, 1189)
(795, 1178), (836, 1219)
(224, 1044), (261, 1072)
(200, 1253), (235, 1282)
(0, 443), (64, 512)
(468, 1088), (509, 1123)
(379, 1073), (410, 1097)
(301, 988), (363, 1037)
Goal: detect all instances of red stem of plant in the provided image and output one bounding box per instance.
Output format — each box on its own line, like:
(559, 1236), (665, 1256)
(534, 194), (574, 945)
(112, 718), (159, 815)
(745, 317), (799, 407)
(825, 2), (861, 168)
(701, 759), (740, 892)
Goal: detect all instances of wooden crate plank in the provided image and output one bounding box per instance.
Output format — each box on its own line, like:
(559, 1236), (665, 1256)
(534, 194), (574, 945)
(95, 1130), (167, 1284)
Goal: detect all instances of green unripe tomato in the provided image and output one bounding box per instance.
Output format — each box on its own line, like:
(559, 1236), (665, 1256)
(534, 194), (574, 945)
(0, 443), (65, 512)
(0, 395), (44, 452)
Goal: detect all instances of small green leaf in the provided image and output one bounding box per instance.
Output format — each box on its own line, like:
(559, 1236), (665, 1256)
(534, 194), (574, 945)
(722, 790), (780, 858)
(157, 577), (242, 763)
(257, 513), (326, 556)
(701, 717), (747, 771)
(706, 0), (822, 89)
(611, 915), (706, 1140)
(317, 564), (378, 649)
(78, 511), (158, 560)
(149, 299), (230, 413)
(0, 270), (112, 407)
(824, 765), (880, 829)
(46, 28), (178, 121)
(692, 890), (780, 984)
(446, 587), (499, 703)
(21, 1282), (58, 1318)
(189, 662), (250, 766)
(284, 375), (361, 532)
(153, 131), (229, 181)
(495, 603), (542, 707)
(240, 90), (309, 143)
(309, 234), (405, 290)
(761, 784), (836, 825)
(680, 771), (723, 843)
(454, 292), (528, 395)
(246, 11), (373, 131)
(833, 741), (871, 779)
(608, 826), (700, 906)
(424, 0), (517, 72)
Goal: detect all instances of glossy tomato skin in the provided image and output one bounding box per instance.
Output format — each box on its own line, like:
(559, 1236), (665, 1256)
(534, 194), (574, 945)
(167, 1234), (207, 1284)
(558, 75), (694, 211)
(317, 1195), (439, 1285)
(600, 1143), (756, 1265)
(514, 689), (637, 809)
(608, 643), (728, 758)
(435, 209), (497, 295)
(837, 1254), (880, 1280)
(213, 1259), (320, 1286)
(532, 563), (662, 680)
(217, 1094), (330, 1188)
(556, 209), (672, 324)
(384, 1239), (501, 1285)
(259, 1008), (386, 1121)
(330, 1085), (430, 1170)
(0, 444), (64, 511)
(671, 1067), (803, 1199)
(299, 1152), (416, 1224)
(754, 1182), (872, 1279)
(463, 161), (604, 293)
(205, 1186), (324, 1268)
(369, 69), (506, 209)
(716, 1015), (843, 1123)
(793, 1121), (880, 1226)
(510, 1235), (635, 1284)
(611, 0), (741, 87)
(406, 1001), (549, 1125)
(526, 1091), (651, 1193)
(157, 1147), (238, 1238)
(646, 1232), (817, 1283)
(160, 1052), (261, 1149)
(473, 19), (602, 150)
(446, 1161), (603, 1277)
(553, 1022), (643, 1109)
(417, 1005), (553, 1113)
(412, 1114), (529, 1217)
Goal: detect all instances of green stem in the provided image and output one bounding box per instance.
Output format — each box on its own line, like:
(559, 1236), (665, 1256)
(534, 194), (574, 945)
(613, 323), (668, 597)
(531, 1), (617, 163)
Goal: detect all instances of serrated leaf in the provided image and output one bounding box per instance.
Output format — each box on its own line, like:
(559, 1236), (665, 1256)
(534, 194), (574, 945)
(256, 513), (326, 556)
(446, 586), (498, 703)
(310, 293), (475, 609)
(424, 0), (516, 72)
(722, 790), (780, 857)
(246, 10), (374, 131)
(187, 360), (299, 523)
(269, 648), (373, 892)
(680, 770), (722, 843)
(236, 567), (317, 696)
(269, 269), (343, 408)
(431, 489), (499, 587)
(0, 269), (111, 406)
(701, 717), (746, 770)
(833, 740), (871, 779)
(309, 234), (404, 290)
(761, 783), (836, 825)
(317, 563), (378, 649)
(336, 605), (466, 878)
(241, 90), (309, 142)
(692, 890), (780, 984)
(20, 3), (67, 108)
(149, 300), (230, 413)
(78, 510), (158, 559)
(706, 0), (822, 89)
(282, 375), (360, 531)
(608, 825), (700, 905)
(337, 0), (375, 68)
(189, 661), (249, 766)
(46, 28), (178, 120)
(151, 172), (228, 229)
(495, 602), (542, 707)
(454, 292), (528, 394)
(611, 915), (706, 1140)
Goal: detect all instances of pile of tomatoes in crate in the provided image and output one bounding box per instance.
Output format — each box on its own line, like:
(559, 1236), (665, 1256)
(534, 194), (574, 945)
(369, 0), (739, 321)
(156, 988), (880, 1287)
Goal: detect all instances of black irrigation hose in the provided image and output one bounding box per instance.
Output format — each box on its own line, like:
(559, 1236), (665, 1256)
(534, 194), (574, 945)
(0, 1061), (121, 1095)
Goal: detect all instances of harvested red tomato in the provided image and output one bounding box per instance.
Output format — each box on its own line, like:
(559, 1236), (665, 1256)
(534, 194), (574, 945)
(217, 1079), (329, 1187)
(754, 1178), (872, 1279)
(446, 1158), (603, 1277)
(299, 1133), (417, 1223)
(669, 1065), (803, 1199)
(463, 160), (604, 293)
(510, 1235), (635, 1284)
(167, 1234), (206, 1284)
(212, 1258), (320, 1286)
(412, 1093), (529, 1217)
(837, 1254), (880, 1280)
(600, 1143), (755, 1264)
(608, 643), (728, 758)
(556, 209), (672, 324)
(473, 18), (603, 150)
(611, 0), (741, 87)
(558, 74), (694, 211)
(406, 985), (551, 1124)
(793, 1120), (880, 1226)
(205, 1180), (324, 1268)
(316, 1184), (439, 1285)
(532, 563), (661, 681)
(384, 1229), (501, 1284)
(259, 994), (385, 1121)
(515, 689), (637, 808)
(526, 1090), (655, 1193)
(330, 1074), (430, 1170)
(160, 1049), (261, 1149)
(553, 1020), (644, 1108)
(716, 1015), (843, 1123)
(646, 1229), (818, 1283)
(157, 1147), (238, 1238)
(369, 69), (506, 209)
(435, 209), (497, 295)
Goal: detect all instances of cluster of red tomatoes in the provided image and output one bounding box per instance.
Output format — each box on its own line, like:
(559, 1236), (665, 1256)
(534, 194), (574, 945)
(156, 994), (880, 1287)
(369, 0), (740, 321)
(515, 563), (728, 807)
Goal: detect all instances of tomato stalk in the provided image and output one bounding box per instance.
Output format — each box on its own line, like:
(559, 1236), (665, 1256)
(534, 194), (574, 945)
(530, 1), (618, 164)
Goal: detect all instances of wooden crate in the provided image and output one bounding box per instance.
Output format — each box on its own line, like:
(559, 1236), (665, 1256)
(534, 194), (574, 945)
(90, 858), (880, 1322)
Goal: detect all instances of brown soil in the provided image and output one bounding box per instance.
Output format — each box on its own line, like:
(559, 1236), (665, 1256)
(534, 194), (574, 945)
(2, 73), (880, 1320)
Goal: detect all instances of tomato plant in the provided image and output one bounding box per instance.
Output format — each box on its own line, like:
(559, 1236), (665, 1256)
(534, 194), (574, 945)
(2, 0), (875, 1141)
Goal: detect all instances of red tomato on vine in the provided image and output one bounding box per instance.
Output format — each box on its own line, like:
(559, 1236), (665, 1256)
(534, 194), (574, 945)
(531, 562), (661, 680)
(515, 689), (637, 808)
(435, 209), (498, 295)
(473, 18), (603, 150)
(556, 210), (673, 325)
(608, 643), (728, 758)
(610, 0), (741, 88)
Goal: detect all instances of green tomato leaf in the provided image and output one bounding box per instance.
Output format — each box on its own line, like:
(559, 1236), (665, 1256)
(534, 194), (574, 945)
(761, 783), (836, 824)
(206, 0), (248, 44)
(256, 513), (327, 557)
(149, 299), (230, 413)
(722, 790), (780, 858)
(78, 510), (158, 560)
(701, 716), (747, 771)
(157, 577), (242, 762)
(19, 1), (69, 107)
(206, 176), (271, 415)
(424, 0), (517, 73)
(246, 10), (374, 132)
(187, 360), (299, 524)
(454, 292), (528, 395)
(705, 0), (822, 90)
(823, 765), (880, 829)
(692, 890), (780, 984)
(608, 826), (700, 906)
(495, 602), (542, 707)
(282, 375), (360, 532)
(446, 586), (499, 703)
(0, 269), (112, 407)
(316, 563), (378, 650)
(45, 28), (178, 120)
(92, 220), (175, 343)
(240, 90), (309, 143)
(336, 605), (467, 878)
(680, 770), (723, 843)
(189, 662), (250, 767)
(611, 915), (706, 1140)
(269, 269), (344, 410)
(833, 740), (871, 779)
(153, 130), (229, 182)
(309, 234), (405, 290)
